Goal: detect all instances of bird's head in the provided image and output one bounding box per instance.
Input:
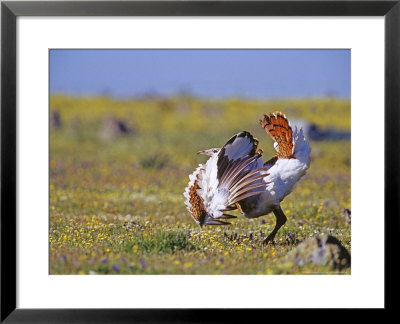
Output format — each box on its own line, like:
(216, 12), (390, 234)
(197, 212), (231, 227)
(197, 148), (220, 157)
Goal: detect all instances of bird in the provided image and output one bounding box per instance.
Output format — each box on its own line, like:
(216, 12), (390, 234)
(184, 112), (311, 244)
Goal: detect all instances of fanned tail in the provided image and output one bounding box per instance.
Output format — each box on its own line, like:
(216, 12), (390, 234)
(259, 112), (294, 159)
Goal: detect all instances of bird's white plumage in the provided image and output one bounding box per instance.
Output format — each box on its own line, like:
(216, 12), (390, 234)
(197, 153), (227, 218)
(243, 127), (310, 218)
(184, 148), (232, 223)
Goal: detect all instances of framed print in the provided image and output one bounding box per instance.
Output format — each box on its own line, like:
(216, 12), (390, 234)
(1, 0), (399, 321)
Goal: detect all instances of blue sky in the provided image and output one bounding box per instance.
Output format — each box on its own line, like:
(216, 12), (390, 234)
(50, 49), (350, 99)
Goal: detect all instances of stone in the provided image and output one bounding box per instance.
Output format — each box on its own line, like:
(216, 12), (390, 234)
(343, 208), (351, 224)
(50, 110), (62, 129)
(99, 116), (134, 139)
(285, 234), (351, 270)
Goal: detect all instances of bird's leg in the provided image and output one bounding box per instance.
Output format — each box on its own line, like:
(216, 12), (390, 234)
(263, 206), (287, 245)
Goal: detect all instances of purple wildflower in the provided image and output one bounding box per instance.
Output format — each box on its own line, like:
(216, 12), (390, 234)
(112, 265), (120, 272)
(187, 233), (191, 238)
(140, 257), (146, 269)
(102, 257), (108, 264)
(60, 254), (67, 260)
(219, 257), (224, 263)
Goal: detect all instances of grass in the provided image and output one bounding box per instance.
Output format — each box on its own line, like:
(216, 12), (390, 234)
(49, 95), (351, 275)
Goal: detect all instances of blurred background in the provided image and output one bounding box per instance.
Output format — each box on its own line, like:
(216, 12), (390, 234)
(49, 49), (351, 274)
(50, 49), (351, 185)
(50, 49), (350, 99)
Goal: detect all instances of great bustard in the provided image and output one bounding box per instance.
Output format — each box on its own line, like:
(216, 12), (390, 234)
(184, 112), (311, 244)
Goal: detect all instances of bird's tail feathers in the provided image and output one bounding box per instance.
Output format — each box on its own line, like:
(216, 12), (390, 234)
(260, 112), (294, 159)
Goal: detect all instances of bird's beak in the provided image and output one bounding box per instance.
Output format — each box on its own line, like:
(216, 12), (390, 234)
(197, 148), (219, 157)
(197, 149), (211, 156)
(199, 212), (235, 227)
(202, 217), (231, 226)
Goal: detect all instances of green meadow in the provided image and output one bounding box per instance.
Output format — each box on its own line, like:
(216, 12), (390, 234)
(49, 95), (351, 274)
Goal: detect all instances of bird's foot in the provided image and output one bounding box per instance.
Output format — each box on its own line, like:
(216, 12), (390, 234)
(262, 234), (277, 245)
(263, 240), (275, 245)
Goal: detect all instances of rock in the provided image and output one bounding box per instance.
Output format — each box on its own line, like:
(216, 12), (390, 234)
(203, 105), (223, 117)
(285, 235), (351, 270)
(100, 116), (134, 139)
(50, 110), (62, 129)
(343, 208), (351, 224)
(290, 119), (350, 141)
(308, 123), (351, 141)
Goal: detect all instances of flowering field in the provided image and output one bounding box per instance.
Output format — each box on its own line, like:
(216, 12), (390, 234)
(49, 96), (351, 274)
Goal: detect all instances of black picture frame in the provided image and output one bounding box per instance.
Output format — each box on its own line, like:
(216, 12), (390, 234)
(1, 0), (399, 321)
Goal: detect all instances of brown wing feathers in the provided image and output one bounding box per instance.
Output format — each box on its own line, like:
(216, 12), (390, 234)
(259, 112), (294, 159)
